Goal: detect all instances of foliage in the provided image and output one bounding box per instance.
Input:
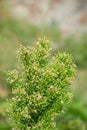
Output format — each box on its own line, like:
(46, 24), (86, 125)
(56, 69), (87, 130)
(56, 98), (87, 130)
(0, 4), (86, 129)
(7, 38), (76, 130)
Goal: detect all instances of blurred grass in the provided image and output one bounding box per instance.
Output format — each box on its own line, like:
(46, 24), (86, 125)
(60, 34), (87, 68)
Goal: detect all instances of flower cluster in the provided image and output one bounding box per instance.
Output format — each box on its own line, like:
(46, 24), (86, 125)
(7, 38), (76, 130)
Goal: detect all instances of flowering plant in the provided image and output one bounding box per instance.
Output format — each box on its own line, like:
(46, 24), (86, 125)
(7, 38), (76, 130)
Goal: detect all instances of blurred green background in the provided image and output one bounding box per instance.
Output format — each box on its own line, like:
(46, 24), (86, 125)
(0, 0), (87, 130)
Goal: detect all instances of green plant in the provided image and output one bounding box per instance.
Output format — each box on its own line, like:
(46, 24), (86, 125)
(7, 38), (76, 130)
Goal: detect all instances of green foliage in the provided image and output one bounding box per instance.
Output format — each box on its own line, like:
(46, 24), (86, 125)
(7, 38), (76, 130)
(56, 99), (87, 130)
(56, 69), (87, 130)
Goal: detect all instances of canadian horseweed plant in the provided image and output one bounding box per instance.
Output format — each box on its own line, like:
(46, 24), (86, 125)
(7, 38), (76, 130)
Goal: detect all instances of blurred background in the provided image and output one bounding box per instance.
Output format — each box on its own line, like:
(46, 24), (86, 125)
(0, 0), (87, 130)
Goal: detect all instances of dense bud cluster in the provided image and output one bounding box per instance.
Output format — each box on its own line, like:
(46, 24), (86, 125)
(7, 38), (76, 130)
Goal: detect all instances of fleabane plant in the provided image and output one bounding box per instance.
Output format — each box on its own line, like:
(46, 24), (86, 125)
(7, 38), (76, 130)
